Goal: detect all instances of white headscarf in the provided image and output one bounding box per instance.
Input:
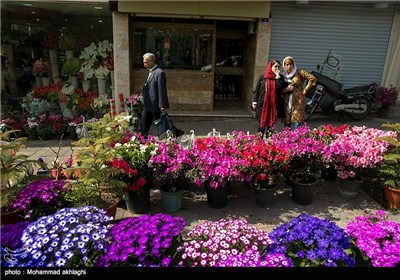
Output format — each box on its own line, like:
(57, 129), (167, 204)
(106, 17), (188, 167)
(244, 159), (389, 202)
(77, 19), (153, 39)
(282, 56), (297, 83)
(282, 56), (297, 112)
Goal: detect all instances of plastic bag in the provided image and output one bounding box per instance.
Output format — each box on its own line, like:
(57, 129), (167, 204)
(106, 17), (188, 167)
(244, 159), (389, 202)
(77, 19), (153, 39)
(155, 113), (184, 139)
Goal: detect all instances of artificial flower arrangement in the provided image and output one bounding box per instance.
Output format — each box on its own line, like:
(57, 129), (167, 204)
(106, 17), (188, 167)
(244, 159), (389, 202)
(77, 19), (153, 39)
(346, 210), (400, 267)
(1, 206), (112, 267)
(269, 125), (328, 184)
(95, 213), (186, 267)
(266, 213), (356, 267)
(31, 81), (63, 102)
(41, 32), (58, 49)
(124, 93), (144, 128)
(79, 40), (113, 81)
(109, 131), (158, 194)
(176, 218), (293, 267)
(31, 59), (48, 77)
(4, 178), (70, 221)
(188, 136), (246, 189)
(149, 138), (194, 192)
(324, 126), (396, 180)
(232, 131), (290, 189)
(375, 84), (400, 107)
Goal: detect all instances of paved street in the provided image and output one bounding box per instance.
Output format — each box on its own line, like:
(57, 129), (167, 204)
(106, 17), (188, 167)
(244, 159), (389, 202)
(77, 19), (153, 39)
(20, 111), (400, 232)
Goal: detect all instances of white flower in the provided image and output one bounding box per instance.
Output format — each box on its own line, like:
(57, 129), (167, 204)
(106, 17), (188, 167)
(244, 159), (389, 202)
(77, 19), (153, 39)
(94, 65), (110, 80)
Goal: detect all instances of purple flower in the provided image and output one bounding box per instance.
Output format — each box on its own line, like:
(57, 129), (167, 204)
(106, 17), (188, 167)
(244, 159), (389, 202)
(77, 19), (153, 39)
(267, 213), (355, 267)
(5, 178), (70, 221)
(5, 206), (112, 267)
(96, 213), (186, 267)
(346, 210), (400, 267)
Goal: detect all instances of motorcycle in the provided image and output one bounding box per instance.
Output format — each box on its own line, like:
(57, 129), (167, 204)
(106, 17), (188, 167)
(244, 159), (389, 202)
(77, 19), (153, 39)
(304, 52), (377, 121)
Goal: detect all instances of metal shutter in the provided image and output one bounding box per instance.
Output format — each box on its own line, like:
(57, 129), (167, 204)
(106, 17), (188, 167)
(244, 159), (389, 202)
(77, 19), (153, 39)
(269, 1), (394, 88)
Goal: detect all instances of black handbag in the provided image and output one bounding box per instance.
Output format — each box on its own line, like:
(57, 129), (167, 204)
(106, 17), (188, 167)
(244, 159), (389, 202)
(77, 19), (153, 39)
(155, 113), (184, 139)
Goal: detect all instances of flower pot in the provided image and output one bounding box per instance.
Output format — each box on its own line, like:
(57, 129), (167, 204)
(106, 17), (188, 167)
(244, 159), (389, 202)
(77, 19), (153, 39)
(98, 78), (107, 95)
(290, 174), (317, 205)
(65, 50), (74, 60)
(321, 166), (337, 181)
(125, 186), (151, 214)
(35, 76), (43, 86)
(105, 198), (121, 218)
(82, 79), (91, 92)
(377, 106), (390, 119)
(42, 76), (51, 86)
(205, 185), (228, 209)
(69, 75), (79, 89)
(160, 189), (183, 212)
(383, 184), (400, 209)
(338, 178), (361, 199)
(255, 184), (276, 207)
(49, 49), (58, 65)
(1, 209), (25, 225)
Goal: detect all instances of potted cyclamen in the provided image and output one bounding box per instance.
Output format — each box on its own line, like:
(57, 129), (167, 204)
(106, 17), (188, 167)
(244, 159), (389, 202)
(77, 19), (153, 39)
(232, 131), (290, 207)
(269, 125), (328, 205)
(149, 138), (194, 212)
(188, 136), (246, 209)
(325, 125), (396, 199)
(109, 130), (158, 214)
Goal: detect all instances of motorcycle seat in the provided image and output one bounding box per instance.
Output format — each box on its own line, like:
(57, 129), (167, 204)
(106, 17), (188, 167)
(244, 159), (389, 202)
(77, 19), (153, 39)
(343, 84), (372, 94)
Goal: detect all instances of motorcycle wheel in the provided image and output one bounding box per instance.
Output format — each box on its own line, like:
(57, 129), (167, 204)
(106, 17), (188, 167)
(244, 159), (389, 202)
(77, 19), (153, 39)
(346, 96), (372, 120)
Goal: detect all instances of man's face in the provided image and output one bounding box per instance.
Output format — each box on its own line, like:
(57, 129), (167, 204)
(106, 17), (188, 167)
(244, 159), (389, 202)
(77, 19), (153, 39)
(143, 58), (154, 69)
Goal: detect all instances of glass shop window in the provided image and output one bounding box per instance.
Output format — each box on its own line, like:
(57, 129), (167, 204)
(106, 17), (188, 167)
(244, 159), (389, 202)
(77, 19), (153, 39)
(132, 27), (213, 70)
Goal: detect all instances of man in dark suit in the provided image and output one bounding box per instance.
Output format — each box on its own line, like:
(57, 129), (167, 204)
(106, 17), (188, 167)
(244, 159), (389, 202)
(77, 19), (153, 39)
(140, 52), (170, 138)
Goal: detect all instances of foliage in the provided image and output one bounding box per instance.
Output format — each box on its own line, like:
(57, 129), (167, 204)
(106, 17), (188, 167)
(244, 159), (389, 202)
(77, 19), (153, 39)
(5, 178), (71, 221)
(149, 138), (194, 192)
(269, 125), (327, 183)
(377, 123), (400, 189)
(176, 218), (293, 267)
(109, 131), (158, 194)
(59, 34), (77, 50)
(3, 207), (112, 267)
(96, 214), (186, 267)
(375, 85), (400, 107)
(267, 213), (355, 267)
(0, 130), (40, 209)
(346, 210), (400, 267)
(65, 114), (129, 208)
(188, 136), (245, 189)
(325, 126), (396, 180)
(61, 58), (82, 76)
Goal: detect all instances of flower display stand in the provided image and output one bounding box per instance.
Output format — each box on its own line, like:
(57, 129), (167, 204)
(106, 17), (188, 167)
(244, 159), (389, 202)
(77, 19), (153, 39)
(338, 179), (360, 199)
(205, 185), (228, 209)
(255, 184), (276, 207)
(125, 186), (151, 214)
(160, 189), (183, 212)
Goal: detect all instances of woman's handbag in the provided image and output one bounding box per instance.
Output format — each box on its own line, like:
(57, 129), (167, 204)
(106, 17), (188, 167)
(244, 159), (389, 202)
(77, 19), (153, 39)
(155, 113), (184, 139)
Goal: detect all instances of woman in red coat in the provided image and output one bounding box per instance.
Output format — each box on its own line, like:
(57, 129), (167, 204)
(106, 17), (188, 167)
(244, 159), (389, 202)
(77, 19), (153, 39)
(252, 60), (285, 138)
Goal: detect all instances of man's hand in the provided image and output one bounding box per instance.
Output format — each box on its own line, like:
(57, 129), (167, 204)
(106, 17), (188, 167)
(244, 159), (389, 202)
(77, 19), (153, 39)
(160, 107), (167, 115)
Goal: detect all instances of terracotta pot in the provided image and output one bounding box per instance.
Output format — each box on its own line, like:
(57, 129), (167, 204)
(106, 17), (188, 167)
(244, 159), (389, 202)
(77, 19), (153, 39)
(49, 168), (66, 179)
(383, 184), (400, 209)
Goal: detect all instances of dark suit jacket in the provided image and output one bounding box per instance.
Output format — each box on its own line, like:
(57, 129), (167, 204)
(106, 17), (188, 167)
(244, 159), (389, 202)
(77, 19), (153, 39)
(142, 66), (170, 112)
(252, 74), (286, 120)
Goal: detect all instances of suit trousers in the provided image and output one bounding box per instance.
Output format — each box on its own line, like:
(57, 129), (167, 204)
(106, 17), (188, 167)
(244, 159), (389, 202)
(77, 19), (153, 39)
(140, 110), (161, 138)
